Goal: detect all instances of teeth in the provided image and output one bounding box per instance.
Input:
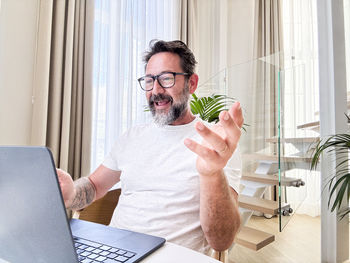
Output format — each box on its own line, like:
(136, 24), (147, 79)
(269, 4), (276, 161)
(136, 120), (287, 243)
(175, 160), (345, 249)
(155, 100), (169, 106)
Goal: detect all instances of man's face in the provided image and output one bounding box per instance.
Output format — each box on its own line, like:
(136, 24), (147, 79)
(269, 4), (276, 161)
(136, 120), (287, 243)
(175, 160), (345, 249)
(145, 52), (190, 125)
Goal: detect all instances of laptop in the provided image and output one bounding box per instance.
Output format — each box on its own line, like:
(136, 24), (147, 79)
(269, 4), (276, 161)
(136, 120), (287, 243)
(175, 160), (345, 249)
(0, 146), (165, 263)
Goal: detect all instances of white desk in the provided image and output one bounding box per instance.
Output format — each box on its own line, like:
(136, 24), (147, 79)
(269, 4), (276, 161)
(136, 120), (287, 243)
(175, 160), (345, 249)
(0, 243), (221, 263)
(141, 242), (221, 263)
(0, 244), (221, 263)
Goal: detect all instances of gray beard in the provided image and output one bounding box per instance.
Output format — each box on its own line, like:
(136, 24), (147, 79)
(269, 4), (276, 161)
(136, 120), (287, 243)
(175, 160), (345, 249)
(149, 86), (190, 126)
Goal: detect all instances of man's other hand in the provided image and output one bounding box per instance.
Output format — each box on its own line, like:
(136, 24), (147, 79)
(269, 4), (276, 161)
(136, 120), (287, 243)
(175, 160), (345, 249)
(56, 168), (76, 208)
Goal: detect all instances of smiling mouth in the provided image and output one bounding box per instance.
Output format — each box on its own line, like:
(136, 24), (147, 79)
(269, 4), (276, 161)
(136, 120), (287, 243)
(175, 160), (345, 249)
(149, 94), (174, 110)
(155, 99), (171, 107)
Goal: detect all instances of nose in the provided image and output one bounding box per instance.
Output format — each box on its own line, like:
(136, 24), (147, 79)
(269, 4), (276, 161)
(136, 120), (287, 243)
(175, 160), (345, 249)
(152, 78), (165, 94)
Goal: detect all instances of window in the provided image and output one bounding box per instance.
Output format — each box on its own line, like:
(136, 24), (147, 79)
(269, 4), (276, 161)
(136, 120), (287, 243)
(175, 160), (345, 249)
(91, 0), (183, 171)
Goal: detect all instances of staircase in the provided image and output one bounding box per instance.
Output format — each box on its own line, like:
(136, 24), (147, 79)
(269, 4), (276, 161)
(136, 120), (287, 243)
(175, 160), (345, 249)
(233, 136), (318, 251)
(242, 173), (305, 187)
(238, 195), (291, 216)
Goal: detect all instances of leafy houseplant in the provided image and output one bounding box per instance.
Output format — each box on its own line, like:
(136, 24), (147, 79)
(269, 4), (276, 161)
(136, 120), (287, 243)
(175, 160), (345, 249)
(311, 114), (350, 219)
(190, 94), (247, 131)
(190, 94), (236, 123)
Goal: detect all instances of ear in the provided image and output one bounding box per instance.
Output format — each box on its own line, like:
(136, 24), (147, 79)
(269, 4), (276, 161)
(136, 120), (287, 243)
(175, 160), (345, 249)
(188, 73), (199, 94)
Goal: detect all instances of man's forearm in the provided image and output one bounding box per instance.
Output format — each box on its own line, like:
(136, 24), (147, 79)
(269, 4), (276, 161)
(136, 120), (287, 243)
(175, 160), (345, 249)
(68, 177), (96, 211)
(199, 170), (240, 251)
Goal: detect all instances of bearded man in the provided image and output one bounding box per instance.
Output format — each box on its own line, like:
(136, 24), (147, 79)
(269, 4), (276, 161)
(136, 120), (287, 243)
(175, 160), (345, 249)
(57, 40), (243, 254)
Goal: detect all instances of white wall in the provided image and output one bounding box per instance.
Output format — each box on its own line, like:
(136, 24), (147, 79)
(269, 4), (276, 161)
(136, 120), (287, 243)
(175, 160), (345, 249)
(192, 0), (256, 103)
(345, 0), (350, 93)
(194, 0), (255, 91)
(227, 0), (256, 68)
(226, 0), (256, 107)
(0, 0), (39, 145)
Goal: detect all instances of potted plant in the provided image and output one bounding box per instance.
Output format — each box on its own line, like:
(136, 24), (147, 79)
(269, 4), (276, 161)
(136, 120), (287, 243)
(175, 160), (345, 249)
(311, 114), (350, 219)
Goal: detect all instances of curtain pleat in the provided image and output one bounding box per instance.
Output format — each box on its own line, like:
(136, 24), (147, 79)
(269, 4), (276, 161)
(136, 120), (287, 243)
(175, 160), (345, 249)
(250, 0), (283, 156)
(31, 0), (93, 181)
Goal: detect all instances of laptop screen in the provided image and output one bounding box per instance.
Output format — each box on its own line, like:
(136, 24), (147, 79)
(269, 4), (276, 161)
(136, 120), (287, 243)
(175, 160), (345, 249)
(0, 146), (165, 263)
(0, 146), (79, 263)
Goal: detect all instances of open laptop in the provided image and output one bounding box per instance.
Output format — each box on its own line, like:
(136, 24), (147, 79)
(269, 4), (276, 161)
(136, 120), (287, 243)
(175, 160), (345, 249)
(0, 146), (165, 263)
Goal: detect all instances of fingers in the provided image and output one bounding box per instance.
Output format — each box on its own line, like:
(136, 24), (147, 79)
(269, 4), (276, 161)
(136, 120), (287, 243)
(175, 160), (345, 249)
(56, 168), (65, 186)
(188, 112), (241, 158)
(56, 168), (73, 189)
(56, 168), (67, 177)
(194, 121), (230, 156)
(184, 138), (226, 167)
(219, 110), (241, 150)
(184, 138), (216, 158)
(56, 168), (69, 182)
(229, 102), (244, 129)
(56, 168), (70, 178)
(55, 168), (75, 207)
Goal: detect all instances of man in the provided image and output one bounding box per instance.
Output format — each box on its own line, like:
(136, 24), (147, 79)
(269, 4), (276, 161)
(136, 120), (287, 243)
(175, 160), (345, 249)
(58, 40), (242, 254)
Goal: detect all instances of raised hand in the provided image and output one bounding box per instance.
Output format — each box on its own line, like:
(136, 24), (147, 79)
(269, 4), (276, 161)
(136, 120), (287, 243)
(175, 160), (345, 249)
(184, 102), (243, 176)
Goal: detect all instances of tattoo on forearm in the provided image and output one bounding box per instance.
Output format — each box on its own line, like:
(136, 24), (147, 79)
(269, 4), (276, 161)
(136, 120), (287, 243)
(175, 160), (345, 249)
(69, 177), (96, 211)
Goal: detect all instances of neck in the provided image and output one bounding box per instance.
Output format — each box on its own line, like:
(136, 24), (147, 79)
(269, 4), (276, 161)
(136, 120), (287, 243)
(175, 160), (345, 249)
(170, 110), (195, 126)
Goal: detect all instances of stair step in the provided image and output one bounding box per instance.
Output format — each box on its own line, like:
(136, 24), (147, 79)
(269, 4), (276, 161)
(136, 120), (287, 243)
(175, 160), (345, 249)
(235, 226), (275, 251)
(238, 194), (290, 215)
(297, 120), (319, 130)
(243, 153), (313, 163)
(242, 173), (305, 187)
(297, 120), (350, 131)
(240, 179), (271, 189)
(265, 137), (319, 143)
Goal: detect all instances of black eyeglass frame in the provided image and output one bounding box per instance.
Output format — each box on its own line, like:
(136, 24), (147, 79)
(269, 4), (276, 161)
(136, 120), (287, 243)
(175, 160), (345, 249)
(137, 71), (190, 91)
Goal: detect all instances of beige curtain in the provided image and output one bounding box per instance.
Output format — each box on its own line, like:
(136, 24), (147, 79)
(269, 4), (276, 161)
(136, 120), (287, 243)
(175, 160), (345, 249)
(31, 0), (94, 180)
(250, 0), (284, 156)
(179, 0), (197, 51)
(247, 0), (284, 217)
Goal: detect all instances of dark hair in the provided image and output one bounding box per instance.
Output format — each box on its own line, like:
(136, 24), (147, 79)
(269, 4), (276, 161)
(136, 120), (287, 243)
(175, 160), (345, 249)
(143, 40), (197, 75)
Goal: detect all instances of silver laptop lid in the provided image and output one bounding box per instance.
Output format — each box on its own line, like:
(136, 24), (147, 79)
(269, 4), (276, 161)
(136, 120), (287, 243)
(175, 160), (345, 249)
(0, 146), (78, 263)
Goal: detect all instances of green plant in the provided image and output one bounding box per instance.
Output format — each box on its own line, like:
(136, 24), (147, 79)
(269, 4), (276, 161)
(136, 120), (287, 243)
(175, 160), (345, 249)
(311, 115), (350, 219)
(190, 94), (234, 123)
(190, 93), (248, 130)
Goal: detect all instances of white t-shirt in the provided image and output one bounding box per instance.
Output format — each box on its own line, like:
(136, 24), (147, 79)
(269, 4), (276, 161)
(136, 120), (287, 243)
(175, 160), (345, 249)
(103, 117), (241, 254)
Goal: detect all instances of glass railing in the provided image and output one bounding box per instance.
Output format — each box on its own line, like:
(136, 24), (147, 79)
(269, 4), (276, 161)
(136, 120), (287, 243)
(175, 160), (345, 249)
(278, 63), (319, 231)
(198, 53), (319, 233)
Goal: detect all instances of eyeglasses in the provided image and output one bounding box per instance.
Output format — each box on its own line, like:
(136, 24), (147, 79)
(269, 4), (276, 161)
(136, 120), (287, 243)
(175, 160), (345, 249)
(138, 72), (189, 91)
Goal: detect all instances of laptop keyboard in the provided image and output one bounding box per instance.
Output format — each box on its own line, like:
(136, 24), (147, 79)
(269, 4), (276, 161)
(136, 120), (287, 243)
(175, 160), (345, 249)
(73, 237), (137, 263)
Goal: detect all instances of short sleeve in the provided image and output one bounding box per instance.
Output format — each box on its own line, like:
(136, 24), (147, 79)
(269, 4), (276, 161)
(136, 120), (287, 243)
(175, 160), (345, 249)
(102, 140), (122, 171)
(223, 145), (242, 194)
